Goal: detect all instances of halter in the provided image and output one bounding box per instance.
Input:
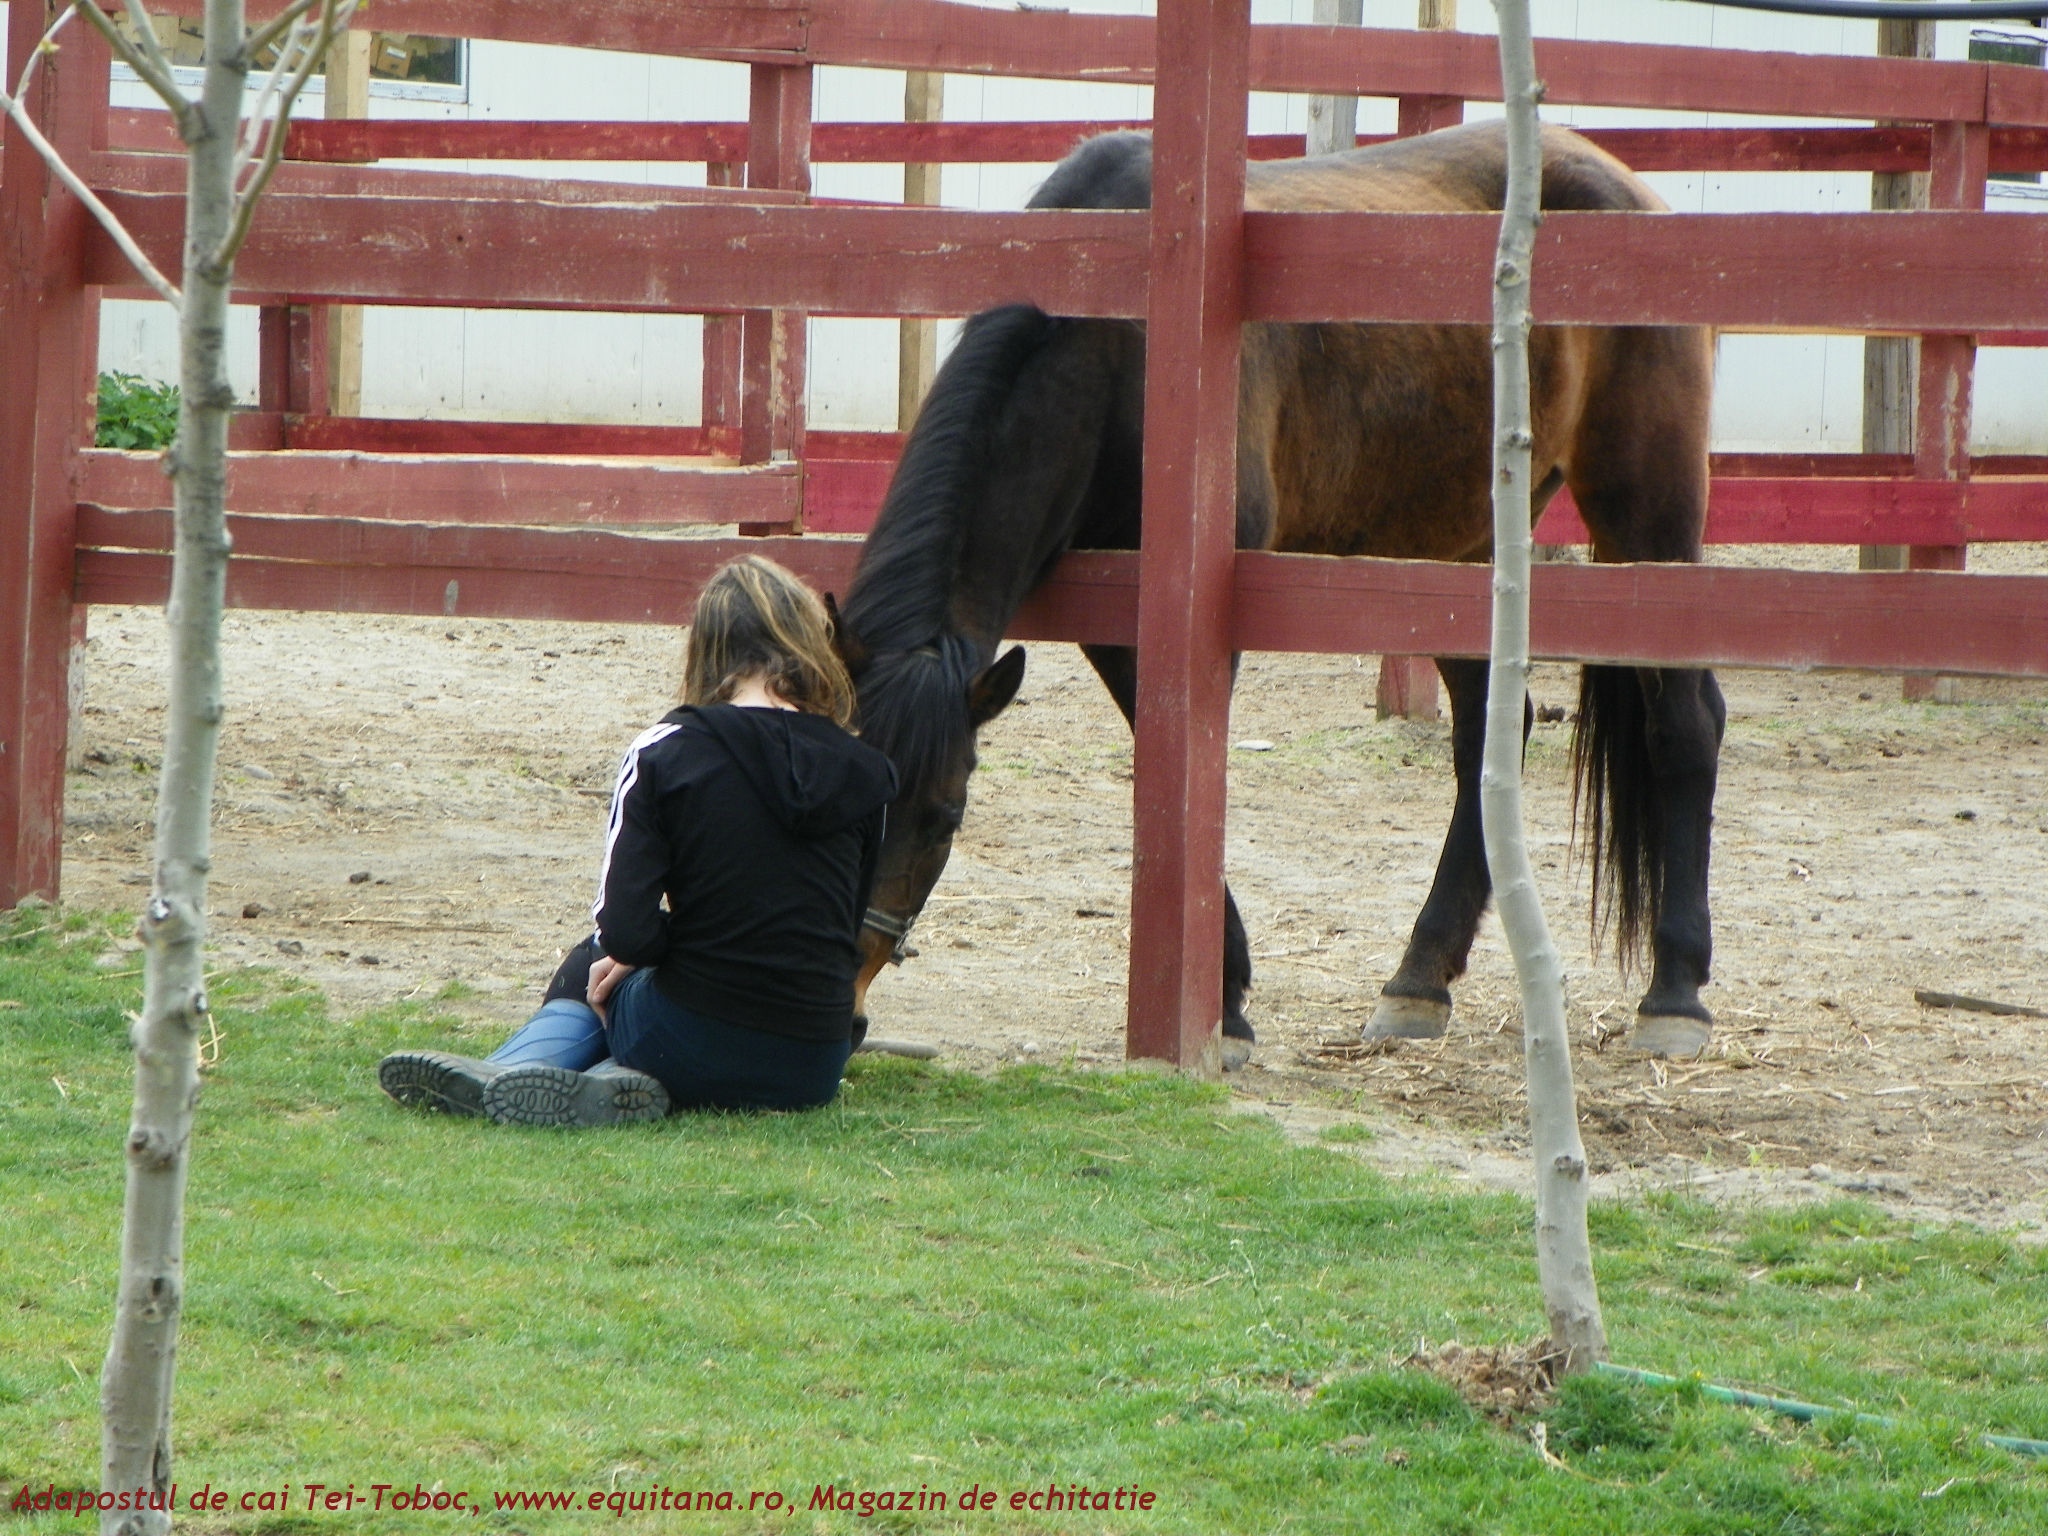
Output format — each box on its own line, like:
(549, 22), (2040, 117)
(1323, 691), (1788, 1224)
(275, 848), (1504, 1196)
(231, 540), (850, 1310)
(862, 907), (918, 966)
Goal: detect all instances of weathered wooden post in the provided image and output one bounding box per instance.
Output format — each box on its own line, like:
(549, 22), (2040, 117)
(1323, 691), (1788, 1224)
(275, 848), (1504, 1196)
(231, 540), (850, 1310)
(1903, 119), (1985, 704)
(1485, 0), (1608, 1371)
(1377, 0), (1459, 723)
(1398, 0), (1464, 138)
(320, 27), (370, 416)
(1306, 0), (1361, 157)
(1127, 0), (1248, 1073)
(701, 159), (744, 459)
(898, 70), (944, 431)
(1858, 18), (1928, 579)
(739, 61), (811, 534)
(0, 0), (105, 907)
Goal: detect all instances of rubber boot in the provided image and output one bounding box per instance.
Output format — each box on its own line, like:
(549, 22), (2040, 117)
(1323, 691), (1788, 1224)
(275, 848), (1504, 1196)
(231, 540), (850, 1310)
(379, 999), (608, 1117)
(482, 1058), (670, 1128)
(487, 998), (608, 1069)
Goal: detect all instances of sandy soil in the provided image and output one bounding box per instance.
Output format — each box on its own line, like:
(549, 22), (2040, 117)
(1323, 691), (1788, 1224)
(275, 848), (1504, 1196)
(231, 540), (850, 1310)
(55, 568), (2048, 1231)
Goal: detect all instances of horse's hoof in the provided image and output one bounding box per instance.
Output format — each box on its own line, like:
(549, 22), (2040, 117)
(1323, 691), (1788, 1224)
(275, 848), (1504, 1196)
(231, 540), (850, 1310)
(1362, 994), (1451, 1042)
(1632, 1014), (1712, 1059)
(1220, 1035), (1253, 1073)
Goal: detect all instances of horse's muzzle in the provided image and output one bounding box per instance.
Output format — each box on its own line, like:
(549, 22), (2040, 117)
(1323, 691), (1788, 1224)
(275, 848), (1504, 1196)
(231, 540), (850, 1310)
(861, 907), (918, 966)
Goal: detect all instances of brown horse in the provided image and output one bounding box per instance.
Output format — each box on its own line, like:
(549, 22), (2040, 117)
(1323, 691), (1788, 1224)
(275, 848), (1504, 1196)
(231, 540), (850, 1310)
(834, 121), (1724, 1065)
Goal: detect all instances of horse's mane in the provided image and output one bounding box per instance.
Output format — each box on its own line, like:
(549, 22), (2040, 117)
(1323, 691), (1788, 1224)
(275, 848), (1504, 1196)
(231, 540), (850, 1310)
(840, 303), (1057, 796)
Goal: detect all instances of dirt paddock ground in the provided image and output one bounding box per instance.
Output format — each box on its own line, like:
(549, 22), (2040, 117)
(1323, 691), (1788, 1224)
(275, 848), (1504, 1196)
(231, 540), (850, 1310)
(55, 557), (2048, 1232)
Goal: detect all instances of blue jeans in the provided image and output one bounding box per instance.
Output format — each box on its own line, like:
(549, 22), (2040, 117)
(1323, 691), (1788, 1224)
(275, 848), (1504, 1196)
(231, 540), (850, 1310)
(493, 973), (850, 1112)
(606, 969), (852, 1111)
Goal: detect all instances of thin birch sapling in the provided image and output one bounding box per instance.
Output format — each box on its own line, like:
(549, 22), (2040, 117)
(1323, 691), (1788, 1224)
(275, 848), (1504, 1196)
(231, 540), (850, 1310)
(1482, 0), (1608, 1372)
(7, 3), (359, 1528)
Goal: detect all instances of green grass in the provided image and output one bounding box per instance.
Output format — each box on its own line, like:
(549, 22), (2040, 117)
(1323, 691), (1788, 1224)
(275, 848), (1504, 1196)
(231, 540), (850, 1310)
(5, 906), (2048, 1533)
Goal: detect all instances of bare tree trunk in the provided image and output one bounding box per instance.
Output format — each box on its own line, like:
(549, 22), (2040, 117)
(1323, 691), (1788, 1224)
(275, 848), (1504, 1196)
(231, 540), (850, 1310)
(98, 6), (245, 1524)
(1483, 0), (1607, 1373)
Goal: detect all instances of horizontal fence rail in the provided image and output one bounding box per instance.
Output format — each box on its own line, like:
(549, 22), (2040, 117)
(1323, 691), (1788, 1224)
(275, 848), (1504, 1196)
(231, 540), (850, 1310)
(108, 111), (2048, 177)
(79, 451), (800, 526)
(79, 193), (2048, 333)
(151, 0), (2048, 125)
(76, 447), (2048, 547)
(70, 522), (2048, 679)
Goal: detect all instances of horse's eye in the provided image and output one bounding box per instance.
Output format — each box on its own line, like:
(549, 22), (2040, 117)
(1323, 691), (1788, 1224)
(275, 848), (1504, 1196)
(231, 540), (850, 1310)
(933, 801), (966, 834)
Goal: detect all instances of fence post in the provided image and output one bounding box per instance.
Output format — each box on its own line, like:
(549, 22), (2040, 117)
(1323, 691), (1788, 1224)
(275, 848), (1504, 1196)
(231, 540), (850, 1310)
(1128, 0), (1248, 1073)
(322, 30), (371, 417)
(740, 62), (811, 534)
(1397, 0), (1463, 138)
(701, 162), (745, 459)
(898, 71), (944, 431)
(0, 1), (106, 905)
(1306, 0), (1361, 157)
(259, 304), (330, 417)
(1904, 119), (1986, 704)
(1859, 18), (1930, 580)
(1377, 0), (1460, 723)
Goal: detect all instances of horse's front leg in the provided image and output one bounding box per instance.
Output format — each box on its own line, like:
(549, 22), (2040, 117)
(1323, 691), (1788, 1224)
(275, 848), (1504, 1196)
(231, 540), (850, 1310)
(1079, 641), (1256, 1067)
(1364, 657), (1527, 1040)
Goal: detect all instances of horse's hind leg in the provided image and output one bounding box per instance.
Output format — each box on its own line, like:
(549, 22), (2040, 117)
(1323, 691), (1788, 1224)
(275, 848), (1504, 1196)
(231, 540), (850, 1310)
(1080, 641), (1257, 1065)
(1567, 323), (1724, 1056)
(1364, 657), (1526, 1040)
(1575, 663), (1725, 1057)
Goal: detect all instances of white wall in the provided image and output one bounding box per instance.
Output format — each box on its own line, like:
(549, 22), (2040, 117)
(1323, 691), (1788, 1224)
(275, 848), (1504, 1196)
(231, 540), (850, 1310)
(44, 0), (2044, 451)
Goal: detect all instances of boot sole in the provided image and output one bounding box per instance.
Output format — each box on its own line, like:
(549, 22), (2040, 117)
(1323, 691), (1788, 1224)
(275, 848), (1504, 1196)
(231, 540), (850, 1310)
(378, 1051), (494, 1117)
(482, 1064), (670, 1128)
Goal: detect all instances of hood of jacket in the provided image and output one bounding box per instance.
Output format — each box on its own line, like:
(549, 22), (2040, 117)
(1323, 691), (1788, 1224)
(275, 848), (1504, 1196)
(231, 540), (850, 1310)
(684, 704), (898, 839)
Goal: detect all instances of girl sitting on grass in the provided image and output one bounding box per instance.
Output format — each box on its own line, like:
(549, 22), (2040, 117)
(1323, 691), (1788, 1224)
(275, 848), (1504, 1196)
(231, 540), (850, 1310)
(378, 555), (897, 1127)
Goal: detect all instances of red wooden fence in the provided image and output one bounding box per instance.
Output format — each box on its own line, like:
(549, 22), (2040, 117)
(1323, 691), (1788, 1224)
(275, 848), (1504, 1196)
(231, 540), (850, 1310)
(6, 0), (2047, 1067)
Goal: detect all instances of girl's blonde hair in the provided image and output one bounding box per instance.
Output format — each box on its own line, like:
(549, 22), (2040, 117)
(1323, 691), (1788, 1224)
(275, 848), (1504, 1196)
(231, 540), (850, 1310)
(681, 556), (856, 727)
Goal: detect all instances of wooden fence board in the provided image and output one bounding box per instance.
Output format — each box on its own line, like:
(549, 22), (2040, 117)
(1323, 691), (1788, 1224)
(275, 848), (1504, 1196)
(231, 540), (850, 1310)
(111, 109), (2048, 179)
(1234, 554), (2048, 676)
(131, 0), (2048, 127)
(169, 0), (809, 63)
(1244, 210), (2048, 332)
(91, 147), (810, 209)
(813, 3), (2029, 125)
(86, 192), (1151, 320)
(1535, 477), (2048, 546)
(81, 191), (2048, 333)
(78, 450), (799, 525)
(73, 517), (2048, 679)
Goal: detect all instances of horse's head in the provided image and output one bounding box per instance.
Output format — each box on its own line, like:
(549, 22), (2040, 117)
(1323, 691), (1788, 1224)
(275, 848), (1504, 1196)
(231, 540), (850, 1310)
(828, 598), (1025, 1016)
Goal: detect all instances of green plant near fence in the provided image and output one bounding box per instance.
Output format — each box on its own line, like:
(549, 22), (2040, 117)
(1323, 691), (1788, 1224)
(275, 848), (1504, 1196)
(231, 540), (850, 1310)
(94, 371), (180, 450)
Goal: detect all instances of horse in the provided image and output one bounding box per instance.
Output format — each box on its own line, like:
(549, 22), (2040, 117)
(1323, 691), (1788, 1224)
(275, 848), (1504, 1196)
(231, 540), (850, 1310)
(832, 121), (1725, 1067)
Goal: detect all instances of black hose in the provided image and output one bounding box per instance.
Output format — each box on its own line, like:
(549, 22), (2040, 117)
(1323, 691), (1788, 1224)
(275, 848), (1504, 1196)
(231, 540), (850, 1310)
(1673, 0), (2046, 21)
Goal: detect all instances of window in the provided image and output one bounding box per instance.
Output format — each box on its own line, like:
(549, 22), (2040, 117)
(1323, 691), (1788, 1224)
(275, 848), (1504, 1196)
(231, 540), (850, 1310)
(106, 14), (466, 95)
(1970, 28), (2045, 188)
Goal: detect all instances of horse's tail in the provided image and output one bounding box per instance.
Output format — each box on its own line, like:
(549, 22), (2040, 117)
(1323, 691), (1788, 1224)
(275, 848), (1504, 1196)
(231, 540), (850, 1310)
(1570, 665), (1657, 975)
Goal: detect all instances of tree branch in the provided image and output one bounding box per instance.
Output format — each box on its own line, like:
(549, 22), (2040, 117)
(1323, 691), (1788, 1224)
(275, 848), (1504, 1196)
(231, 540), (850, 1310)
(245, 0), (326, 63)
(74, 0), (188, 122)
(115, 0), (181, 89)
(0, 8), (182, 308)
(218, 0), (359, 268)
(234, 17), (306, 179)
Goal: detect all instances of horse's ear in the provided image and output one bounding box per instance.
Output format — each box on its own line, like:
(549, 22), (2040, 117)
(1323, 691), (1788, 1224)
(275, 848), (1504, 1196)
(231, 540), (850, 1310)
(824, 593), (869, 674)
(968, 645), (1027, 728)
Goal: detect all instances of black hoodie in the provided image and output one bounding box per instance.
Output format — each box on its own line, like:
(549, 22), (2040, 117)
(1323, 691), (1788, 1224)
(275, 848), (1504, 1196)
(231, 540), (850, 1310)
(592, 705), (898, 1041)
